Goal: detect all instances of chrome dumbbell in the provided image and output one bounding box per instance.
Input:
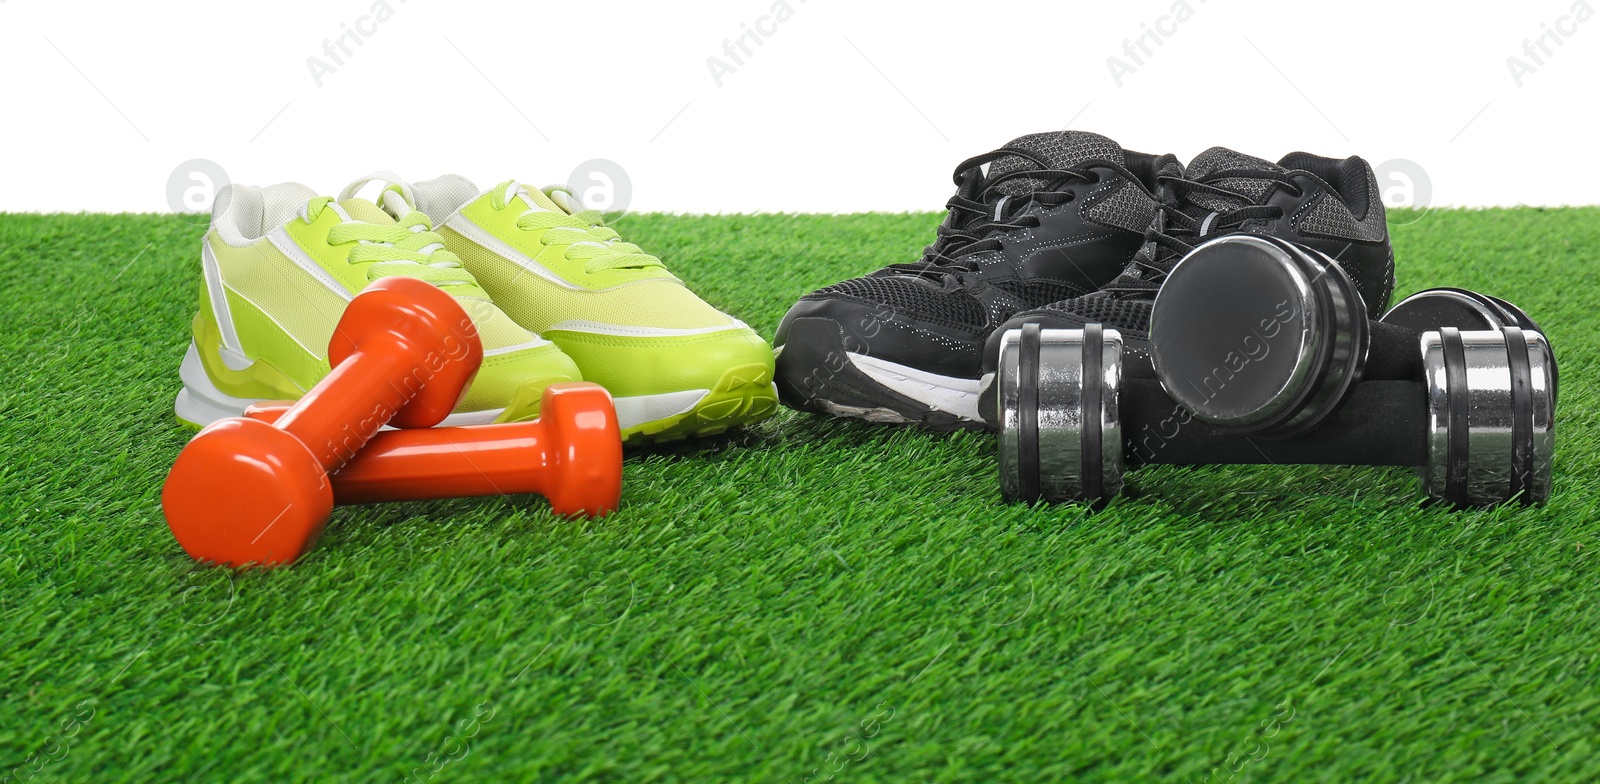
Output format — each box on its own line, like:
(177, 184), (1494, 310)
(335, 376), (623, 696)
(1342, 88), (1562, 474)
(995, 322), (1556, 507)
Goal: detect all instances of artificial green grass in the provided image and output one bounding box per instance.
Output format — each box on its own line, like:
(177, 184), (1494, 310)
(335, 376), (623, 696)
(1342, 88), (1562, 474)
(2, 207), (1597, 782)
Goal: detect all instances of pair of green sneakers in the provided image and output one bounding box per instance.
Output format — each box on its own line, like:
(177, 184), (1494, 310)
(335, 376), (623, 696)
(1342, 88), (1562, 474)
(175, 172), (778, 443)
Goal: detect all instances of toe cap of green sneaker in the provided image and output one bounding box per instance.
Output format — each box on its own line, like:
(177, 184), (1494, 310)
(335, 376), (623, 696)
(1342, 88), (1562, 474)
(545, 326), (772, 398)
(458, 341), (582, 423)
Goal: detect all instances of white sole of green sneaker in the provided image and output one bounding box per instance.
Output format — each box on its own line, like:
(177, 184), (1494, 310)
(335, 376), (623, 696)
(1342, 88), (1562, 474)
(615, 363), (781, 444)
(612, 389), (709, 432)
(172, 342), (506, 430)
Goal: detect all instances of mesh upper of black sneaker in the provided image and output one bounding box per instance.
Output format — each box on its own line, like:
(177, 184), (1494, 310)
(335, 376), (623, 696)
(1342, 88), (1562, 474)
(1002, 148), (1390, 369)
(1181, 149), (1288, 214)
(801, 131), (1130, 332)
(807, 275), (987, 331)
(1038, 292), (1154, 337)
(988, 278), (1092, 309)
(918, 130), (1126, 267)
(1184, 148), (1284, 180)
(986, 132), (1124, 197)
(1097, 148), (1299, 298)
(1028, 147), (1302, 336)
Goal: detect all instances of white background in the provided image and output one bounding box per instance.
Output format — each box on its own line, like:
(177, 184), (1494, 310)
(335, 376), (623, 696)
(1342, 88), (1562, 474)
(1, 0), (1596, 215)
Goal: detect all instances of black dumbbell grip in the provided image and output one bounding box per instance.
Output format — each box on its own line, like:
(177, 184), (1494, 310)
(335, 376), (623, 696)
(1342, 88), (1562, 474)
(1122, 379), (1428, 467)
(1364, 320), (1423, 380)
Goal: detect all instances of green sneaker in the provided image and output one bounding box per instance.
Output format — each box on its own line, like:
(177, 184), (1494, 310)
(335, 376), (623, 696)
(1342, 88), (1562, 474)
(388, 174), (778, 443)
(174, 174), (581, 428)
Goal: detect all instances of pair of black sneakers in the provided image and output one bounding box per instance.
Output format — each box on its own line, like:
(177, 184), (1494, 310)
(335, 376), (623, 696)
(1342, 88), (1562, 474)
(773, 131), (1395, 429)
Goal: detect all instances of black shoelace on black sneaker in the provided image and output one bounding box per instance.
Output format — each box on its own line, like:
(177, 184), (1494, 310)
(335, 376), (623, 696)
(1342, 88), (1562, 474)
(1101, 168), (1303, 297)
(882, 147), (1103, 286)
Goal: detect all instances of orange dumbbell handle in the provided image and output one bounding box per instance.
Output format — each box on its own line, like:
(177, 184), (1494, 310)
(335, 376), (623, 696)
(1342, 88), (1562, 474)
(329, 426), (551, 503)
(275, 344), (419, 472)
(245, 382), (622, 518)
(253, 405), (552, 503)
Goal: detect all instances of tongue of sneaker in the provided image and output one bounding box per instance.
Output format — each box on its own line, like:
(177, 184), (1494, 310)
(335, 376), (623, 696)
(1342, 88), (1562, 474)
(1181, 147), (1289, 214)
(333, 175), (479, 290)
(492, 180), (575, 216)
(1102, 148), (1289, 294)
(1185, 147), (1283, 180)
(544, 186), (586, 215)
(336, 194), (400, 225)
(918, 131), (1126, 267)
(985, 130), (1125, 196)
(338, 172), (426, 223)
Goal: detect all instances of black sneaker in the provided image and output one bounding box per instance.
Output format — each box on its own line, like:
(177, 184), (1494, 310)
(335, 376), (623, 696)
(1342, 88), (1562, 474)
(979, 146), (1396, 423)
(774, 131), (1178, 428)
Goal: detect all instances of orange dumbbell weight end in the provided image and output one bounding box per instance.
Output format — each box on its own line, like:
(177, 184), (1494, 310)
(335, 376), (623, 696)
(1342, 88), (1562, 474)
(161, 277), (484, 567)
(246, 382), (623, 518)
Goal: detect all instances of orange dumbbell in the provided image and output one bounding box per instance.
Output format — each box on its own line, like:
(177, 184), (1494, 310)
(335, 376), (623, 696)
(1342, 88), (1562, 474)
(162, 276), (483, 567)
(243, 383), (622, 518)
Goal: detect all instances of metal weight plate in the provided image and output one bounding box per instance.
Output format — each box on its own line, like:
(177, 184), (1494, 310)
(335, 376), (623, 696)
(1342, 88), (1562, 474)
(996, 323), (1125, 504)
(1150, 235), (1368, 437)
(1382, 288), (1556, 405)
(1419, 327), (1556, 506)
(996, 323), (1042, 502)
(1381, 287), (1525, 332)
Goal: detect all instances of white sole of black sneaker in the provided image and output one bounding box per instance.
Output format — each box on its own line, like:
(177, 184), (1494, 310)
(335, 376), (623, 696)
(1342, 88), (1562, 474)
(775, 316), (987, 430)
(845, 353), (981, 423)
